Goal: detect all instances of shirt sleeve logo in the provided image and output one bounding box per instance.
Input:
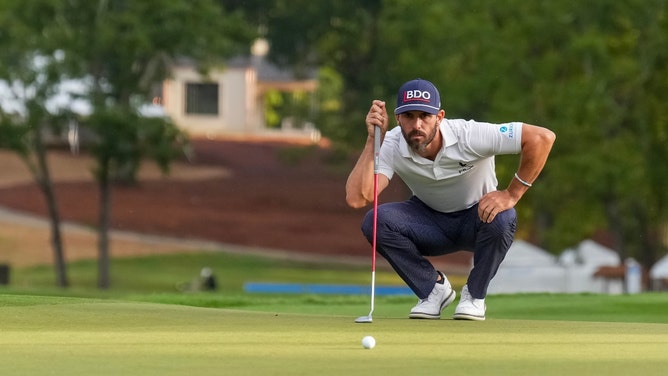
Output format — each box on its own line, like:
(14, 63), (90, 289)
(499, 123), (516, 139)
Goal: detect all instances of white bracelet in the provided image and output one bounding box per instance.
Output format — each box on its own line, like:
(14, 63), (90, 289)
(514, 172), (533, 187)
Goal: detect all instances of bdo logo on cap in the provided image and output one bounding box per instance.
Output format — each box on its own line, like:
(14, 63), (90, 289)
(404, 90), (431, 101)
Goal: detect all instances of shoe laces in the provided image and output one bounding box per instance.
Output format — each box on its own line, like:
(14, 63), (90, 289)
(461, 285), (485, 309)
(416, 283), (443, 305)
(460, 285), (473, 302)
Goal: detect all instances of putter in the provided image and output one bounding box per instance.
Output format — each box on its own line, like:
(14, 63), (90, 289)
(355, 126), (381, 324)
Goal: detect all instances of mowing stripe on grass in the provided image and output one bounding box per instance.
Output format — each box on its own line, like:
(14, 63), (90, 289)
(244, 282), (413, 295)
(2, 294), (668, 376)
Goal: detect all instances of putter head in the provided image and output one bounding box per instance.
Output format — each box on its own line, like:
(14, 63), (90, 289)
(355, 315), (373, 323)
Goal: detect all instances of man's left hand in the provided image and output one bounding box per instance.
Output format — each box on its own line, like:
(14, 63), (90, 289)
(478, 190), (517, 223)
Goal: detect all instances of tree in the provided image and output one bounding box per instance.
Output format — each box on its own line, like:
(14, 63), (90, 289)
(240, 0), (668, 267)
(1, 0), (255, 289)
(369, 0), (668, 266)
(58, 0), (254, 288)
(0, 8), (76, 288)
(84, 110), (186, 288)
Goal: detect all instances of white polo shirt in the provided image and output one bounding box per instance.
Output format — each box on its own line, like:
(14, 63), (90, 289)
(378, 119), (523, 213)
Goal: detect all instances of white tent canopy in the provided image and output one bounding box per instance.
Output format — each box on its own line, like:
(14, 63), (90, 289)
(559, 239), (620, 266)
(575, 239), (620, 266)
(650, 254), (668, 279)
(487, 240), (563, 294)
(489, 239), (626, 295)
(500, 240), (556, 267)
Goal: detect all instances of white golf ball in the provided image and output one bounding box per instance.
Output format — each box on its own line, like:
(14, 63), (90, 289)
(361, 335), (376, 349)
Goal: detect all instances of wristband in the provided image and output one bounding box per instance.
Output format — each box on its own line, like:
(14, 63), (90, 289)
(514, 172), (533, 187)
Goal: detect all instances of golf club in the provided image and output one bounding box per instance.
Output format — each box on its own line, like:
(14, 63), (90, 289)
(355, 125), (381, 324)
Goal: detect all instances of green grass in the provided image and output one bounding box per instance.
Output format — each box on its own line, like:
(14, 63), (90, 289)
(4, 251), (668, 323)
(2, 251), (668, 375)
(1, 294), (668, 376)
(7, 251), (413, 295)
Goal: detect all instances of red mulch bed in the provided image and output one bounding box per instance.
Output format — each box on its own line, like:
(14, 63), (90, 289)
(0, 138), (472, 268)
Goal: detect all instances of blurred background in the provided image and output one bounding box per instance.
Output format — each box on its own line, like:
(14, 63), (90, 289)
(1, 0), (667, 294)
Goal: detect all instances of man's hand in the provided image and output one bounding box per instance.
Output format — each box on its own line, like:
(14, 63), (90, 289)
(365, 100), (389, 137)
(477, 190), (518, 223)
(478, 123), (555, 223)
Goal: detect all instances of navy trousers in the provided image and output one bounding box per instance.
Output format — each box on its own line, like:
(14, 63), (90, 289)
(361, 196), (517, 300)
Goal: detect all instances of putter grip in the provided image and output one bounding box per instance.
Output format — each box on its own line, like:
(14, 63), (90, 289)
(373, 126), (381, 174)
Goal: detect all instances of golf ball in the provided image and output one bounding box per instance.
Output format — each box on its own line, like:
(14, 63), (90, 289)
(361, 335), (376, 349)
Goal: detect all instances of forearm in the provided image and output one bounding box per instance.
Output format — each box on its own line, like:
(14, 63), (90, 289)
(507, 124), (556, 202)
(345, 136), (376, 208)
(347, 99), (389, 208)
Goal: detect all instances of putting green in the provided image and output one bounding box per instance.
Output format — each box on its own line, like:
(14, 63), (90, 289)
(1, 295), (667, 375)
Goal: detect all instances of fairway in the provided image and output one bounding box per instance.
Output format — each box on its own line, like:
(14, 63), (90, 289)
(1, 295), (667, 375)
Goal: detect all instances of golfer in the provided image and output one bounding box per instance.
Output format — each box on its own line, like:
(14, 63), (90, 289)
(346, 78), (555, 320)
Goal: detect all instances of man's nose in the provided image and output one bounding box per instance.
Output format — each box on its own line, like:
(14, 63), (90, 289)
(414, 117), (424, 130)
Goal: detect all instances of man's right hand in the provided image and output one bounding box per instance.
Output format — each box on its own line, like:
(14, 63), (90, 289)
(365, 100), (389, 137)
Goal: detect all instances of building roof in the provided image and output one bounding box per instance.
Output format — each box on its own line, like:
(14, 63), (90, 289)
(226, 55), (317, 82)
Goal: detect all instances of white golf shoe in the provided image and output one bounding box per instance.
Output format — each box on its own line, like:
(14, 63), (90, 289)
(453, 284), (486, 321)
(408, 272), (456, 319)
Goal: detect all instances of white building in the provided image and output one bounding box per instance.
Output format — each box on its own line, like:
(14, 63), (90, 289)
(160, 56), (320, 141)
(1, 48), (321, 143)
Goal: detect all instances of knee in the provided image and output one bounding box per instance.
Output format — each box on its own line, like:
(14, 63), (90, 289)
(486, 208), (517, 237)
(361, 203), (411, 243)
(361, 209), (374, 241)
(495, 208), (517, 225)
(361, 205), (397, 242)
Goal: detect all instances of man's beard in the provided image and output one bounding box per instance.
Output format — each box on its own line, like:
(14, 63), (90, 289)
(402, 123), (438, 154)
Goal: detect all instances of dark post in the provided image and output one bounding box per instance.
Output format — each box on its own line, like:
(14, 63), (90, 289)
(0, 264), (10, 285)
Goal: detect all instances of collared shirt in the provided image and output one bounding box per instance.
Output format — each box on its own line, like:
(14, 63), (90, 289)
(378, 119), (523, 212)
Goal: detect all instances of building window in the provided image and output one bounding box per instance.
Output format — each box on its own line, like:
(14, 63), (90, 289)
(185, 82), (219, 115)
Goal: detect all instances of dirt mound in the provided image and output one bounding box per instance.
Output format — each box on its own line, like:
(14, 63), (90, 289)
(0, 138), (472, 271)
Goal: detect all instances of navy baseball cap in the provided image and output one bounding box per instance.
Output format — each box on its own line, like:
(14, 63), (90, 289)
(394, 79), (441, 115)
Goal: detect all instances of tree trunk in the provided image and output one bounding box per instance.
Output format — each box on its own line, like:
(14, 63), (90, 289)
(97, 160), (112, 289)
(42, 180), (69, 288)
(604, 198), (626, 259)
(33, 133), (69, 287)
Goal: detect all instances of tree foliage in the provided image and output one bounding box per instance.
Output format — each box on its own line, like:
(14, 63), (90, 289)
(3, 0), (668, 275)
(58, 0), (254, 289)
(0, 0), (255, 288)
(372, 0), (668, 265)
(242, 0), (668, 266)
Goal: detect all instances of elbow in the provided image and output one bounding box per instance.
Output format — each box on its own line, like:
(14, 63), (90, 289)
(542, 129), (557, 150)
(545, 128), (556, 144)
(345, 180), (373, 209)
(346, 186), (374, 209)
(346, 194), (369, 209)
(527, 126), (556, 151)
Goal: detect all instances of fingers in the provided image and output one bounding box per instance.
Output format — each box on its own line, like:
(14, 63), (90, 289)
(366, 100), (388, 130)
(478, 204), (497, 223)
(478, 191), (515, 223)
(371, 99), (386, 112)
